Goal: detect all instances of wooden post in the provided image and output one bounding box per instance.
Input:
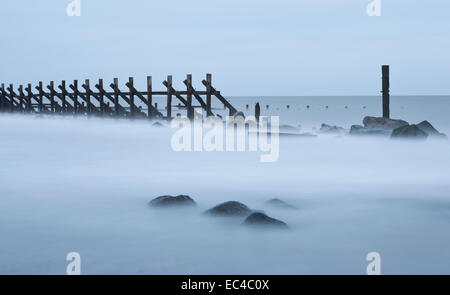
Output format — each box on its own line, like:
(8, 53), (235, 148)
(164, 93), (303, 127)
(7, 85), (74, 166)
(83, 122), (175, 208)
(38, 81), (44, 112)
(18, 85), (24, 112)
(186, 74), (193, 119)
(26, 84), (32, 113)
(129, 77), (135, 117)
(73, 80), (79, 115)
(85, 79), (90, 114)
(255, 102), (261, 123)
(167, 75), (172, 118)
(206, 73), (212, 116)
(61, 81), (67, 112)
(114, 78), (119, 116)
(9, 84), (14, 111)
(49, 81), (55, 113)
(147, 76), (152, 118)
(98, 79), (104, 114)
(0, 83), (5, 111)
(382, 65), (390, 119)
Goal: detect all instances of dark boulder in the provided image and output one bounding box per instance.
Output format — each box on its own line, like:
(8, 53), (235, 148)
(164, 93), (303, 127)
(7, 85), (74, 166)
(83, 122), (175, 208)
(204, 201), (251, 217)
(320, 123), (345, 134)
(242, 212), (288, 230)
(417, 121), (447, 139)
(152, 122), (165, 128)
(279, 125), (300, 133)
(149, 195), (196, 208)
(266, 198), (297, 209)
(391, 124), (428, 140)
(363, 116), (409, 131)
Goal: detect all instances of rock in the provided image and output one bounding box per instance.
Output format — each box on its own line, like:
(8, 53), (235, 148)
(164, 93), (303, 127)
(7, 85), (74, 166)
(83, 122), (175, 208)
(417, 121), (447, 139)
(266, 198), (297, 209)
(391, 124), (428, 140)
(152, 122), (165, 128)
(242, 212), (288, 230)
(279, 125), (300, 133)
(320, 123), (345, 134)
(204, 201), (251, 217)
(349, 125), (391, 136)
(149, 195), (196, 208)
(233, 111), (245, 119)
(363, 116), (409, 131)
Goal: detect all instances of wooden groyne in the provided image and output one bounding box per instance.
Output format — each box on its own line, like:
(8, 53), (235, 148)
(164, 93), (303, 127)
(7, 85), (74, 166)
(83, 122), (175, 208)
(0, 74), (238, 119)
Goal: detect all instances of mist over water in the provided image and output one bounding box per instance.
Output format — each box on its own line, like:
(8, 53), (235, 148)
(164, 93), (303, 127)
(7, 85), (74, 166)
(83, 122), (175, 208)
(1, 96), (450, 274)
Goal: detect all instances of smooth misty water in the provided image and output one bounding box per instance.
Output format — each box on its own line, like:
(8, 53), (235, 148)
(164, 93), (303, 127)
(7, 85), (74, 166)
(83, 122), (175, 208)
(1, 96), (450, 274)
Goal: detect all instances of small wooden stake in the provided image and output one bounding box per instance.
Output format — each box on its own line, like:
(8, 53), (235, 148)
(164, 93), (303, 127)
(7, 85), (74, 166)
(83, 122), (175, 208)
(382, 65), (390, 119)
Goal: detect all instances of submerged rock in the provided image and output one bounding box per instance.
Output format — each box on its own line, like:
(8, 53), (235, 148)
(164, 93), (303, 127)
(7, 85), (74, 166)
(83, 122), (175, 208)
(391, 124), (428, 140)
(363, 116), (409, 131)
(204, 201), (251, 217)
(242, 212), (288, 230)
(149, 195), (196, 207)
(320, 123), (345, 134)
(417, 121), (447, 139)
(266, 198), (297, 209)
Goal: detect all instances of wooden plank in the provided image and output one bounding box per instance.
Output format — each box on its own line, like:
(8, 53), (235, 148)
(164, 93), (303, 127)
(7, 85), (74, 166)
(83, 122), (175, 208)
(0, 83), (5, 111)
(147, 76), (152, 118)
(38, 81), (44, 112)
(18, 85), (25, 112)
(98, 79), (104, 114)
(166, 75), (172, 118)
(186, 74), (193, 119)
(129, 77), (135, 117)
(95, 80), (127, 115)
(382, 65), (390, 118)
(61, 81), (67, 112)
(206, 73), (212, 115)
(162, 81), (188, 106)
(49, 81), (55, 112)
(183, 78), (214, 117)
(113, 78), (119, 115)
(85, 79), (91, 114)
(201, 79), (237, 115)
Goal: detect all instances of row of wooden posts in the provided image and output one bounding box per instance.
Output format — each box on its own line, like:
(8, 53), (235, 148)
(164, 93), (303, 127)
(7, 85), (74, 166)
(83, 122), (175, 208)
(0, 74), (239, 119)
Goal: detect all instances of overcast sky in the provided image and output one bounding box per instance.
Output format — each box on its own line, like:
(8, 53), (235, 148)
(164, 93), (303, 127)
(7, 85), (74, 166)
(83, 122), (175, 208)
(1, 0), (449, 95)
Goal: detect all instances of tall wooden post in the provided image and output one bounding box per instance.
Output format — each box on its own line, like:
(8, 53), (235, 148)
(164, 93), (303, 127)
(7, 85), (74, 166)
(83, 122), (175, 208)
(85, 79), (90, 114)
(0, 83), (5, 111)
(49, 81), (55, 113)
(129, 77), (135, 117)
(73, 80), (79, 115)
(9, 84), (14, 111)
(147, 76), (152, 118)
(255, 102), (261, 123)
(382, 65), (390, 119)
(113, 78), (119, 116)
(166, 75), (172, 118)
(186, 74), (193, 119)
(18, 85), (24, 112)
(206, 73), (212, 116)
(98, 79), (104, 114)
(26, 84), (32, 113)
(38, 81), (44, 112)
(61, 81), (67, 112)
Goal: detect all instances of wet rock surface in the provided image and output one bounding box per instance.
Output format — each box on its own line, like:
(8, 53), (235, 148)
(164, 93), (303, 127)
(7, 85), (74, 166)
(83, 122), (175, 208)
(363, 116), (409, 131)
(204, 201), (252, 217)
(391, 124), (428, 139)
(417, 121), (448, 139)
(149, 195), (196, 207)
(242, 212), (288, 229)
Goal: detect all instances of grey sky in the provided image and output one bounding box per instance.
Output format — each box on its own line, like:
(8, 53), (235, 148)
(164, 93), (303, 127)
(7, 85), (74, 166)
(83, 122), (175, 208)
(1, 0), (449, 95)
